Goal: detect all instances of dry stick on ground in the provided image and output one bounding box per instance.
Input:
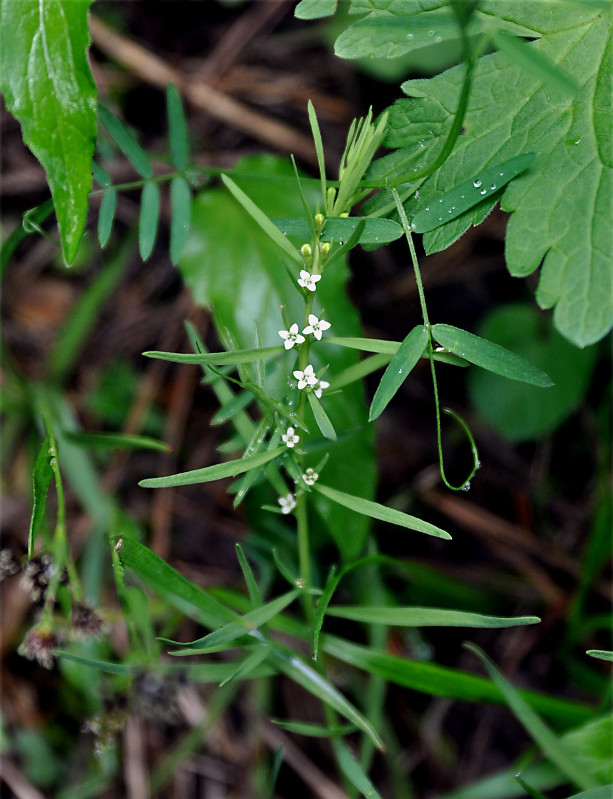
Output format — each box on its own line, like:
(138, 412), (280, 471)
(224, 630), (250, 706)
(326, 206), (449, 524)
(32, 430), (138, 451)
(0, 757), (48, 799)
(89, 15), (319, 167)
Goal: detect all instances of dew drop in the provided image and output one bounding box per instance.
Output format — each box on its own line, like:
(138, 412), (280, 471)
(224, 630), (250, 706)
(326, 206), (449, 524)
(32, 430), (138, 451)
(428, 29), (436, 37)
(490, 184), (497, 191)
(460, 194), (465, 199)
(462, 482), (471, 492)
(480, 188), (487, 195)
(406, 32), (414, 40)
(398, 369), (403, 375)
(473, 179), (482, 188)
(499, 171), (504, 176)
(475, 460), (481, 469)
(439, 197), (444, 203)
(448, 208), (453, 213)
(425, 205), (430, 211)
(438, 216), (443, 221)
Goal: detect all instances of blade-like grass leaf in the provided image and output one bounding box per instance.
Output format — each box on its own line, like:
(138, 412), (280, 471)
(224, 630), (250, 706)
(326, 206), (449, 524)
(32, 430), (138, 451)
(336, 740), (383, 799)
(139, 446), (286, 488)
(235, 543), (263, 609)
(219, 645), (271, 687)
(307, 99), (328, 208)
(465, 644), (598, 791)
(168, 590), (300, 652)
(331, 353), (391, 390)
(269, 647), (385, 751)
(432, 324), (553, 386)
(221, 175), (302, 264)
(325, 336), (399, 355)
(411, 154), (536, 234)
(272, 719), (354, 737)
(166, 84), (189, 170)
(143, 345), (282, 366)
(170, 176), (191, 264)
(274, 216), (402, 245)
(314, 483), (451, 540)
(63, 431), (170, 452)
(28, 436), (54, 557)
(369, 325), (428, 420)
(307, 392), (337, 440)
(97, 188), (116, 248)
(586, 650), (613, 662)
(326, 606), (540, 628)
(139, 182), (160, 261)
(98, 104), (152, 179)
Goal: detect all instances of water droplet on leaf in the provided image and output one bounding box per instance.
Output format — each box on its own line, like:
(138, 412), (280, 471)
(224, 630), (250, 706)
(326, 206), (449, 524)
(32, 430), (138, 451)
(480, 188), (487, 195)
(473, 179), (482, 188)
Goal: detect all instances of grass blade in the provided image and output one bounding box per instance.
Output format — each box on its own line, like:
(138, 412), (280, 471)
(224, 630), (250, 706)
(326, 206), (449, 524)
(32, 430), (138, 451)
(335, 740), (383, 799)
(219, 645), (271, 687)
(314, 483), (451, 540)
(143, 345), (282, 366)
(166, 83), (189, 170)
(465, 644), (598, 791)
(63, 431), (170, 452)
(307, 99), (328, 209)
(235, 543), (263, 609)
(324, 336), (399, 355)
(432, 324), (553, 386)
(331, 353), (391, 391)
(170, 176), (191, 264)
(586, 650), (613, 662)
(221, 174), (302, 264)
(369, 325), (428, 420)
(139, 446), (286, 488)
(139, 182), (160, 261)
(326, 606), (540, 628)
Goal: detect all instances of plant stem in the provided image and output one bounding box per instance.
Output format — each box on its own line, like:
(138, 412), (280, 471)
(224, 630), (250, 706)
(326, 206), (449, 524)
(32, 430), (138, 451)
(392, 188), (430, 329)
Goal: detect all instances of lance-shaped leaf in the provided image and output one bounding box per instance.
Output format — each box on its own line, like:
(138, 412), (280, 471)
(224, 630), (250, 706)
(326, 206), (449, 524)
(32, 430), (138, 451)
(139, 446), (286, 488)
(166, 590), (300, 653)
(0, 0), (98, 264)
(326, 606), (540, 628)
(314, 483), (451, 540)
(466, 644), (598, 791)
(97, 188), (116, 248)
(221, 175), (302, 264)
(219, 645), (271, 687)
(139, 182), (160, 261)
(410, 154), (536, 234)
(274, 216), (402, 245)
(586, 650), (613, 662)
(28, 436), (54, 557)
(336, 741), (383, 799)
(170, 176), (191, 264)
(143, 345), (282, 366)
(369, 325), (428, 420)
(63, 431), (170, 452)
(307, 392), (337, 440)
(98, 104), (152, 179)
(432, 324), (553, 386)
(166, 83), (189, 170)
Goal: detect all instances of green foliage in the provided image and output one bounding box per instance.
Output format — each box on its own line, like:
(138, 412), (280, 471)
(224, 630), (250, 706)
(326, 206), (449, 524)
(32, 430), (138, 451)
(0, 0), (98, 264)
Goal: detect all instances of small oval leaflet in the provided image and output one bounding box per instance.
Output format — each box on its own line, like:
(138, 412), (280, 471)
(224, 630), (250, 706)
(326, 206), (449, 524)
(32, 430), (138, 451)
(411, 153), (536, 234)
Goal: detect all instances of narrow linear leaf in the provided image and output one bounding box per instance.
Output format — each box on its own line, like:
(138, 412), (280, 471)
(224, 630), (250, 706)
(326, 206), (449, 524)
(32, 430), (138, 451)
(269, 647), (385, 751)
(411, 154), (537, 234)
(493, 31), (579, 96)
(211, 391), (253, 425)
(28, 436), (54, 558)
(326, 606), (540, 628)
(98, 104), (152, 179)
(331, 353), (391, 391)
(336, 740), (383, 799)
(307, 392), (337, 440)
(168, 590), (300, 652)
(166, 84), (189, 170)
(139, 446), (286, 488)
(432, 324), (553, 387)
(307, 100), (328, 207)
(565, 788), (613, 799)
(221, 175), (302, 264)
(97, 188), (116, 248)
(0, 0), (98, 264)
(63, 431), (170, 452)
(272, 719), (354, 738)
(514, 773), (550, 799)
(314, 483), (451, 540)
(274, 216), (403, 245)
(586, 650), (613, 662)
(313, 567), (339, 661)
(465, 644), (598, 791)
(235, 543), (263, 609)
(369, 325), (428, 421)
(139, 182), (160, 261)
(170, 176), (191, 264)
(219, 645), (270, 687)
(325, 336), (400, 355)
(114, 536), (234, 628)
(143, 345), (282, 366)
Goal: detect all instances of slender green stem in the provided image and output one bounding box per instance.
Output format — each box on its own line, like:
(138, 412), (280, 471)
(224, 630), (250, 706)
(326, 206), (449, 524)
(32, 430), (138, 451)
(392, 188), (430, 329)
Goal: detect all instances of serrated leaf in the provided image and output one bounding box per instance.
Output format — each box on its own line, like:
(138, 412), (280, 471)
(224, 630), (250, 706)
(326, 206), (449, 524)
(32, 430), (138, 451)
(143, 345), (282, 366)
(307, 392), (337, 440)
(465, 644), (598, 791)
(432, 324), (553, 386)
(166, 84), (189, 170)
(314, 483), (451, 540)
(97, 188), (116, 248)
(28, 436), (54, 558)
(139, 446), (286, 488)
(379, 5), (612, 345)
(410, 154), (536, 233)
(98, 104), (152, 179)
(326, 606), (540, 628)
(274, 216), (402, 245)
(170, 176), (191, 264)
(0, 0), (97, 264)
(139, 182), (160, 261)
(369, 325), (428, 420)
(295, 0), (338, 20)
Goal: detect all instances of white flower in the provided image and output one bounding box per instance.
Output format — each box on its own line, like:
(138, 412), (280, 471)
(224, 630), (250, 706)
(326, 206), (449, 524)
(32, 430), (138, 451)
(303, 314), (331, 340)
(282, 427), (300, 448)
(278, 323), (305, 350)
(293, 364), (318, 390)
(303, 468), (319, 486)
(313, 379), (329, 399)
(278, 494), (296, 514)
(297, 270), (321, 292)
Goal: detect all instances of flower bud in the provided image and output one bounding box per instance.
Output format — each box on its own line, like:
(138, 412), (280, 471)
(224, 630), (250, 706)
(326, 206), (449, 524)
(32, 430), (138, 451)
(320, 242), (331, 258)
(300, 243), (312, 264)
(314, 213), (325, 230)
